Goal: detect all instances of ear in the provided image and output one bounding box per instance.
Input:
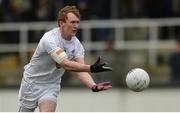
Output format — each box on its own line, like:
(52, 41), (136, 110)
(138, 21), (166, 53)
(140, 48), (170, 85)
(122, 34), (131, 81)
(58, 20), (64, 27)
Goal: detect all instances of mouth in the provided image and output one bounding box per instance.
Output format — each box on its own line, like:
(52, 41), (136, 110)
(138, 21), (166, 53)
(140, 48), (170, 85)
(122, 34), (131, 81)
(72, 29), (78, 33)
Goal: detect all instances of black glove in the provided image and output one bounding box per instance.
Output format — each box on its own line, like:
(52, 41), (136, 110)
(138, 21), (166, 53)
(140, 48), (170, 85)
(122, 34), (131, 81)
(91, 81), (112, 92)
(90, 57), (112, 73)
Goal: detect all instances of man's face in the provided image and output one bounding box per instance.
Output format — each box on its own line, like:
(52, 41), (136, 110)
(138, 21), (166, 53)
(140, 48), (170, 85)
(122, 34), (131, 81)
(60, 12), (80, 39)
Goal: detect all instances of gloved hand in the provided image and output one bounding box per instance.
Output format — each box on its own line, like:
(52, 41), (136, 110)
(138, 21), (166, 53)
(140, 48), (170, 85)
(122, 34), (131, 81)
(90, 57), (112, 73)
(91, 81), (112, 92)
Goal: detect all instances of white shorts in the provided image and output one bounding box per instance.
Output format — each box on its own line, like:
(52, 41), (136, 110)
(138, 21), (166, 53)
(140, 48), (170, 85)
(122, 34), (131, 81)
(18, 78), (60, 109)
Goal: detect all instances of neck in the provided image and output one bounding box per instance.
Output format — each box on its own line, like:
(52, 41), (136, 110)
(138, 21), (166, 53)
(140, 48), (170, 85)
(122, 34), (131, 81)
(59, 28), (72, 41)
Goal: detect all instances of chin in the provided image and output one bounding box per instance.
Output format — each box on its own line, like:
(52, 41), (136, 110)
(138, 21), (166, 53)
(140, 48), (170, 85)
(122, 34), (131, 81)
(71, 34), (76, 37)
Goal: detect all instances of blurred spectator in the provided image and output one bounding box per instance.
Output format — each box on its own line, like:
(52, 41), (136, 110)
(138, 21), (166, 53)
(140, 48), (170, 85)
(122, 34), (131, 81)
(121, 0), (146, 18)
(169, 39), (180, 85)
(77, 0), (89, 20)
(3, 0), (34, 22)
(34, 0), (55, 21)
(130, 0), (146, 18)
(0, 0), (33, 43)
(88, 0), (113, 47)
(0, 0), (179, 23)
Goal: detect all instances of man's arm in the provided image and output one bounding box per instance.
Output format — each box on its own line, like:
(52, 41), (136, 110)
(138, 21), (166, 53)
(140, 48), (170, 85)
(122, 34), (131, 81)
(61, 58), (91, 72)
(50, 48), (112, 73)
(49, 46), (112, 91)
(74, 58), (112, 92)
(74, 58), (96, 88)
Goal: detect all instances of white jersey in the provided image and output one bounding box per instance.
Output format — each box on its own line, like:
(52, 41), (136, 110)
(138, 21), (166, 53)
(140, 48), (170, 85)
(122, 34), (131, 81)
(23, 27), (85, 84)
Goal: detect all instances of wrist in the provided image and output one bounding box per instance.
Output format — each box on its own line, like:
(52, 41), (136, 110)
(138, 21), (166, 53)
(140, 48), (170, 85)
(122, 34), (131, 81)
(90, 83), (96, 89)
(91, 85), (99, 92)
(90, 65), (96, 73)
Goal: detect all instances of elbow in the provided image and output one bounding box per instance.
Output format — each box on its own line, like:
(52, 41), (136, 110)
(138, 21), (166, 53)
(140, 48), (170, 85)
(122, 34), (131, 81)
(63, 64), (73, 71)
(61, 59), (75, 71)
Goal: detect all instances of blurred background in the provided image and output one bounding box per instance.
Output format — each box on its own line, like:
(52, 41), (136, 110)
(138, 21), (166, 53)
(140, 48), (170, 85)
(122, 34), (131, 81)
(1, 0), (180, 112)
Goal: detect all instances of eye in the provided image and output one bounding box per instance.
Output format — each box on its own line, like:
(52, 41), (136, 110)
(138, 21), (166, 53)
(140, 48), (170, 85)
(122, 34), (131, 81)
(71, 21), (79, 24)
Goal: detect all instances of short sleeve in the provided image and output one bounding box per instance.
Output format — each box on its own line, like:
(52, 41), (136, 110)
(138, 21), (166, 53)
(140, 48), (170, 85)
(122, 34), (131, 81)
(41, 33), (59, 54)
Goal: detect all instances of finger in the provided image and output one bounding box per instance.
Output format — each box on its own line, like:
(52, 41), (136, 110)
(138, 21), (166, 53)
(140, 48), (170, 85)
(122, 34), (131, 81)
(97, 85), (104, 90)
(103, 85), (112, 90)
(102, 65), (113, 71)
(98, 81), (111, 86)
(96, 56), (101, 64)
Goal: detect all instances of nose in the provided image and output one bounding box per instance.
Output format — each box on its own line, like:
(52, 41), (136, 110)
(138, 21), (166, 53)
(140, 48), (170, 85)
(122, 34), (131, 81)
(74, 23), (79, 28)
(73, 24), (79, 31)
